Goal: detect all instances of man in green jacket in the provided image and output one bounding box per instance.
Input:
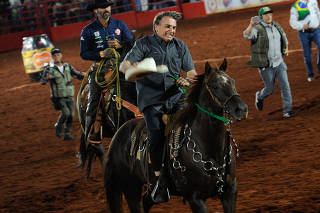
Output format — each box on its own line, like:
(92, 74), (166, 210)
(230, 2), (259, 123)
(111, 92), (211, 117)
(243, 6), (293, 118)
(41, 48), (84, 140)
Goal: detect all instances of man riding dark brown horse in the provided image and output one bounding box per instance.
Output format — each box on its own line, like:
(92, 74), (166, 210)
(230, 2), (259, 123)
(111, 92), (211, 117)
(80, 0), (134, 160)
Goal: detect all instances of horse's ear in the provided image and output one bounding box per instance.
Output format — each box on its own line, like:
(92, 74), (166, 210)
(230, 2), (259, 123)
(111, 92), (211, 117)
(219, 58), (227, 72)
(205, 61), (211, 75)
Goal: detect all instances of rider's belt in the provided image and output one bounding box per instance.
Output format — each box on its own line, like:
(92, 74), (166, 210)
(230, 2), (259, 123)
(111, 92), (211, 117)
(301, 28), (317, 33)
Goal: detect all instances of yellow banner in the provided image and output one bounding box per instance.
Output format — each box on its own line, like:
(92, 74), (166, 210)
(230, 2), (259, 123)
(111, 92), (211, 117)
(22, 47), (53, 74)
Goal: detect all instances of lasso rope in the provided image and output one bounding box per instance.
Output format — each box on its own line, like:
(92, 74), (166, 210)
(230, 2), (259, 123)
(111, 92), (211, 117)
(94, 48), (122, 129)
(77, 48), (123, 134)
(78, 65), (92, 134)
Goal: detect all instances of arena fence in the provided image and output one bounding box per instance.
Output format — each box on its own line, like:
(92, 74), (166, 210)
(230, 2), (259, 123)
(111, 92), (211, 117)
(0, 0), (292, 52)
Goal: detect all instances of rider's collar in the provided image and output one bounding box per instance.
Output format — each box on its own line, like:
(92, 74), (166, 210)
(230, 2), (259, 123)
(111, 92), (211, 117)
(96, 17), (113, 28)
(154, 33), (174, 46)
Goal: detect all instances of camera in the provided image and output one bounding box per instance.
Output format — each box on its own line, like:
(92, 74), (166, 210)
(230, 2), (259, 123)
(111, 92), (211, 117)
(252, 17), (262, 23)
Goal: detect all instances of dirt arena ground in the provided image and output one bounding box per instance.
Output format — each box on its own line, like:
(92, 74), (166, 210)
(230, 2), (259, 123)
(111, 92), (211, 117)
(1, 3), (320, 213)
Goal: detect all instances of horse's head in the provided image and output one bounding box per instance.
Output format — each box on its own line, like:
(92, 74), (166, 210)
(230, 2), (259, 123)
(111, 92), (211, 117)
(203, 59), (248, 121)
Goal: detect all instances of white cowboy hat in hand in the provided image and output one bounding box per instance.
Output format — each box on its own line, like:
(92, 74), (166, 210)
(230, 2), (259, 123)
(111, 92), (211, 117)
(125, 57), (168, 82)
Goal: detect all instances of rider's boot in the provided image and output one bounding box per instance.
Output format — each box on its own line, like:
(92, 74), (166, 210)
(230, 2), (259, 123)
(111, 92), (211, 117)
(84, 115), (96, 143)
(89, 142), (105, 164)
(151, 168), (170, 203)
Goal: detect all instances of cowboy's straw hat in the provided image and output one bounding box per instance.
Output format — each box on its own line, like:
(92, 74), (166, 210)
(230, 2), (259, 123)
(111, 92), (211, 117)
(125, 58), (168, 82)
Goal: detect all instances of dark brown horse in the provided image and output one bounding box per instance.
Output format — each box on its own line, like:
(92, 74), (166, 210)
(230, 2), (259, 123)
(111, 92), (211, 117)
(76, 65), (137, 178)
(104, 59), (248, 213)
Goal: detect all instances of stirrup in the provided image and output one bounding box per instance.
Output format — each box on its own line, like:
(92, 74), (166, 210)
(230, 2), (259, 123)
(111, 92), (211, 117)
(151, 179), (170, 203)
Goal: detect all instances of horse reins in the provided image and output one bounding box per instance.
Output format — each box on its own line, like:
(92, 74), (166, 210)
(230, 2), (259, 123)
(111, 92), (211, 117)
(204, 80), (239, 123)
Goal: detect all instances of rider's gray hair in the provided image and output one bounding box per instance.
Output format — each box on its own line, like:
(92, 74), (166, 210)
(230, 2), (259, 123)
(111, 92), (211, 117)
(153, 11), (182, 33)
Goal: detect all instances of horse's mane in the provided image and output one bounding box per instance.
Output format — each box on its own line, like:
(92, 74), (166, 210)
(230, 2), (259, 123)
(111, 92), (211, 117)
(174, 73), (205, 125)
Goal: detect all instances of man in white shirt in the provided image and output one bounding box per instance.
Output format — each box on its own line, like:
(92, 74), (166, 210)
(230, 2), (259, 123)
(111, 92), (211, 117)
(290, 0), (320, 82)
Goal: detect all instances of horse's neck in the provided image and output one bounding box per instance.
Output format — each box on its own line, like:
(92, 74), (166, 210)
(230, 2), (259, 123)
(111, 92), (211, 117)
(189, 93), (227, 157)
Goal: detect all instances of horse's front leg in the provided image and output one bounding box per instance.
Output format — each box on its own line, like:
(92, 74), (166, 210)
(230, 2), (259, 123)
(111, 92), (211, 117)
(221, 174), (237, 213)
(221, 155), (237, 213)
(187, 194), (208, 213)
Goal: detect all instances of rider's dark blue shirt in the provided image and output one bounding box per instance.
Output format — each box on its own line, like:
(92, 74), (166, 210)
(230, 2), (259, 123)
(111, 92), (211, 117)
(80, 18), (133, 61)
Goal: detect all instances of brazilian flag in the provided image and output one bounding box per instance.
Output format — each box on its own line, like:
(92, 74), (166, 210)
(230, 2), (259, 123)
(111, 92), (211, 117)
(293, 0), (310, 20)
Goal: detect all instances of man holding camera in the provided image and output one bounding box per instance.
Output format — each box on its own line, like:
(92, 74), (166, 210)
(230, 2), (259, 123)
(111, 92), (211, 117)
(290, 0), (320, 82)
(41, 48), (84, 140)
(243, 6), (293, 118)
(80, 0), (134, 155)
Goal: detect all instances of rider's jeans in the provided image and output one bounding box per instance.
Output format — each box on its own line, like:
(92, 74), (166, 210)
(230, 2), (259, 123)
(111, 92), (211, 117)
(256, 61), (292, 114)
(143, 105), (165, 172)
(298, 29), (320, 78)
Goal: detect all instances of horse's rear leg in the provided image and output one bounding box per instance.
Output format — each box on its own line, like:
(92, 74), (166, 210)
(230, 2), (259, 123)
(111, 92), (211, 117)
(143, 192), (154, 213)
(187, 196), (208, 213)
(221, 175), (237, 213)
(104, 161), (123, 213)
(77, 131), (87, 168)
(123, 179), (144, 213)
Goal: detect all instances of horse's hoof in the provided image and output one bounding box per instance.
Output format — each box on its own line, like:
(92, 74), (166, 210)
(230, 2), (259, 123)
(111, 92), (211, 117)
(76, 161), (84, 169)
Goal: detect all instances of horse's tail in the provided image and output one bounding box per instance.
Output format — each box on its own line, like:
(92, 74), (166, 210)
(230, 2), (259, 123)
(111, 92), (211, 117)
(77, 131), (95, 179)
(78, 130), (105, 179)
(77, 131), (87, 169)
(104, 153), (123, 213)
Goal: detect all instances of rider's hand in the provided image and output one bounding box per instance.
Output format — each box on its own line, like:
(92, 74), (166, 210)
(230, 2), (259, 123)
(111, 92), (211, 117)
(100, 48), (115, 58)
(107, 39), (122, 49)
(176, 77), (191, 87)
(303, 23), (309, 30)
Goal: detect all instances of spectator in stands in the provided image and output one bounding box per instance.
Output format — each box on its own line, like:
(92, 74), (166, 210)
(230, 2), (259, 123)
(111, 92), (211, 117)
(290, 0), (320, 82)
(0, 0), (11, 34)
(79, 0), (134, 160)
(243, 6), (293, 118)
(68, 0), (81, 23)
(114, 0), (131, 13)
(52, 1), (67, 26)
(10, 0), (23, 32)
(23, 0), (37, 30)
(41, 48), (84, 140)
(79, 0), (91, 21)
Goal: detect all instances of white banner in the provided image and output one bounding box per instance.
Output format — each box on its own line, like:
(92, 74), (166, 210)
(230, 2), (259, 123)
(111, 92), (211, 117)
(203, 0), (292, 14)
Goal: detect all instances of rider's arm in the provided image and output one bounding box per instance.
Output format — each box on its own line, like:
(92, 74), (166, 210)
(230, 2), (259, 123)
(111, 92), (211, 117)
(121, 21), (134, 43)
(119, 39), (146, 74)
(80, 28), (101, 61)
(180, 41), (196, 75)
(186, 70), (198, 83)
(119, 60), (132, 74)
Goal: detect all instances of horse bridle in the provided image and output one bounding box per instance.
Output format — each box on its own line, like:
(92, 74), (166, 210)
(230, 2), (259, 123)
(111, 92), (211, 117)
(204, 79), (240, 115)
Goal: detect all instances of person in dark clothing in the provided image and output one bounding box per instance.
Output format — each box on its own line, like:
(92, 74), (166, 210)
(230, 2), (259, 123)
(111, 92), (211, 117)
(41, 48), (84, 140)
(80, 0), (134, 155)
(120, 11), (198, 204)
